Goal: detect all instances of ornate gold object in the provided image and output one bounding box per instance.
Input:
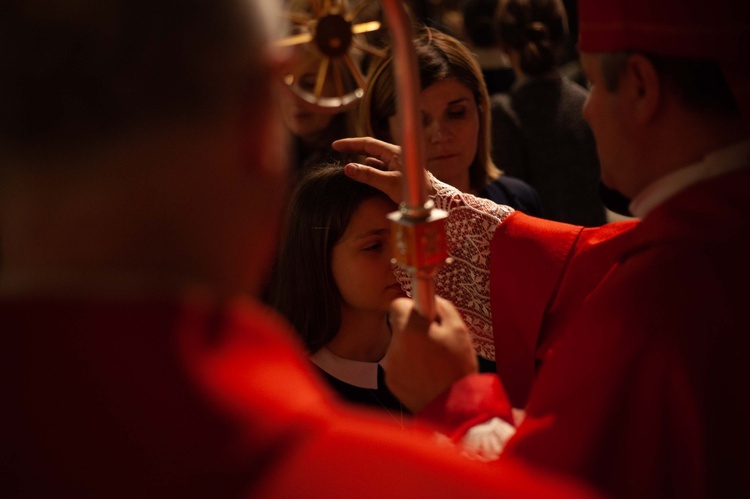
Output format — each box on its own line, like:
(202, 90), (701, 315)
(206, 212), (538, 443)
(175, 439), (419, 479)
(278, 0), (387, 112)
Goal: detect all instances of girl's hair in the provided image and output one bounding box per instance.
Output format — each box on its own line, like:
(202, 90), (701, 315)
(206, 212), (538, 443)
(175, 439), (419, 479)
(496, 0), (568, 76)
(359, 26), (500, 191)
(269, 163), (395, 353)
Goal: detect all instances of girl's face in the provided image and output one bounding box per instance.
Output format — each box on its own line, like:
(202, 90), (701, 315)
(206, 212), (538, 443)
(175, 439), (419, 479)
(389, 77), (480, 185)
(331, 196), (405, 315)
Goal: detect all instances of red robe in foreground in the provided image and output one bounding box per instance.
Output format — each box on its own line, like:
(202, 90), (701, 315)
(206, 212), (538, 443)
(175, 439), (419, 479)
(422, 165), (750, 497)
(1, 293), (596, 497)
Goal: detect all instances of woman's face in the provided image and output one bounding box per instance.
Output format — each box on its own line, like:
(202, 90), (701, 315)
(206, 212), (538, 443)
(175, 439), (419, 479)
(389, 78), (480, 186)
(280, 67), (336, 140)
(280, 47), (344, 141)
(331, 196), (405, 315)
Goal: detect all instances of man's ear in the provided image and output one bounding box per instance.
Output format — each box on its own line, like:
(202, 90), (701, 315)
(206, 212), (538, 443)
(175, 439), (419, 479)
(240, 56), (292, 179)
(255, 99), (290, 177)
(237, 88), (291, 179)
(624, 53), (661, 124)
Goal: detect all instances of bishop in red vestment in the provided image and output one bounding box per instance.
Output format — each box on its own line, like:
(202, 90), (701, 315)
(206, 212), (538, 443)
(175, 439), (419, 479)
(335, 0), (750, 496)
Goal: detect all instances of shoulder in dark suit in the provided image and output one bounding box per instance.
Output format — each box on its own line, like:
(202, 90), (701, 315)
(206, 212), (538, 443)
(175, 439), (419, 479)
(479, 175), (545, 217)
(490, 73), (607, 226)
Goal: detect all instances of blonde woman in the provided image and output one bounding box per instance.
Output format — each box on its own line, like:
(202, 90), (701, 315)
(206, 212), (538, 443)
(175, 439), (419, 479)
(359, 27), (543, 217)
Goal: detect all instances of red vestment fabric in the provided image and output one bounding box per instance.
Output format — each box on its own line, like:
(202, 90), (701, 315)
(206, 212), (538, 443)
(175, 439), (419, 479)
(1, 292), (596, 497)
(507, 167), (750, 497)
(422, 166), (750, 497)
(489, 213), (638, 407)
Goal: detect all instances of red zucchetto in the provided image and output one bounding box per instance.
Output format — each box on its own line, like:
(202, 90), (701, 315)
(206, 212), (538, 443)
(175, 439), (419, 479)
(577, 0), (750, 124)
(577, 0), (749, 60)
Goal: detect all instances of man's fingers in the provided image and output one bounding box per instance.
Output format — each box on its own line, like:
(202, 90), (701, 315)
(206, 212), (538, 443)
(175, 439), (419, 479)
(390, 297), (433, 337)
(386, 155), (402, 172)
(364, 157), (386, 169)
(389, 297), (440, 339)
(343, 163), (403, 204)
(434, 296), (464, 327)
(386, 295), (478, 411)
(433, 297), (478, 373)
(390, 296), (461, 333)
(332, 137), (401, 164)
(388, 297), (415, 332)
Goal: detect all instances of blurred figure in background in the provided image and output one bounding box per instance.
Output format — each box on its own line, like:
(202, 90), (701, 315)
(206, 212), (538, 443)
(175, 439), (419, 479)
(279, 46), (360, 176)
(491, 0), (606, 226)
(558, 0), (586, 87)
(461, 0), (516, 95)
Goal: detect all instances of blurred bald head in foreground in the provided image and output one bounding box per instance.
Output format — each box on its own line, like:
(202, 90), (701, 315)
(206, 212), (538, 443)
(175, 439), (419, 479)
(0, 0), (289, 295)
(0, 2), (603, 498)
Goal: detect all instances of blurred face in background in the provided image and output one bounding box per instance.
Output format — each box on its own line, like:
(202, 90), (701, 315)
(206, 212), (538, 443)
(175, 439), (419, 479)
(279, 58), (337, 141)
